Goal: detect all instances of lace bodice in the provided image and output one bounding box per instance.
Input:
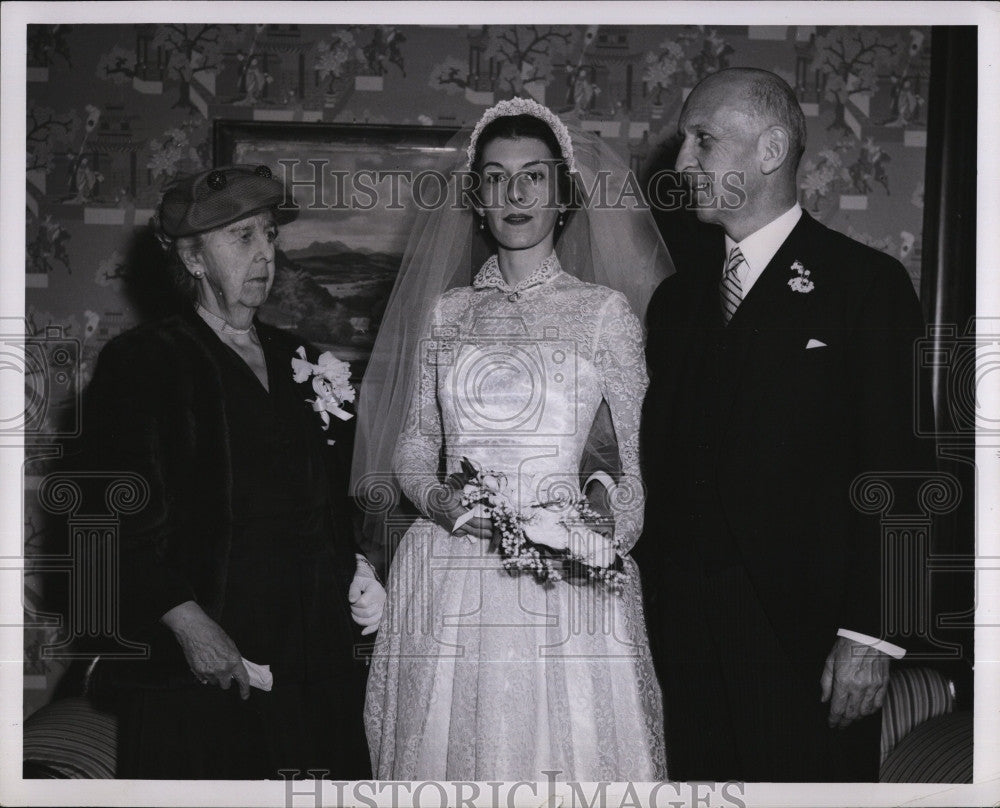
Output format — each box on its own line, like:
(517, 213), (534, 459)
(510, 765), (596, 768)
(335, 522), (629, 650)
(393, 254), (648, 550)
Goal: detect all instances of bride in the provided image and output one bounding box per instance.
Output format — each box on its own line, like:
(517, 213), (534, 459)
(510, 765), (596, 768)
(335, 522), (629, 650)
(353, 98), (673, 782)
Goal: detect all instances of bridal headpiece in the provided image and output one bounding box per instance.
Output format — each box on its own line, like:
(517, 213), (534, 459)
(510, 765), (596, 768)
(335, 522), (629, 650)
(466, 97), (577, 174)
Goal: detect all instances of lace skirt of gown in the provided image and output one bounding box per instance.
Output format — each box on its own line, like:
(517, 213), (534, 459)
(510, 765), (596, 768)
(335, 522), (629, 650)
(364, 517), (666, 781)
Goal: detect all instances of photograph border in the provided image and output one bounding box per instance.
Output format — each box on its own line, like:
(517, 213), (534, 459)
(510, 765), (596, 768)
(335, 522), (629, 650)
(2, 2), (998, 807)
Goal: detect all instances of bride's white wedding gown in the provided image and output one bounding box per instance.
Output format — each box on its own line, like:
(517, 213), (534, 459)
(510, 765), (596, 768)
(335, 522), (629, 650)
(364, 255), (666, 781)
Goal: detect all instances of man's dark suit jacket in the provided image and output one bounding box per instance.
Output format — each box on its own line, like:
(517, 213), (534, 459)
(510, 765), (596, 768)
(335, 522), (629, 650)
(639, 209), (933, 676)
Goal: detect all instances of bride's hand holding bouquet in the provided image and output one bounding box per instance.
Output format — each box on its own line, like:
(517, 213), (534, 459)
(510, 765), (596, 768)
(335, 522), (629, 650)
(425, 475), (494, 541)
(446, 458), (626, 589)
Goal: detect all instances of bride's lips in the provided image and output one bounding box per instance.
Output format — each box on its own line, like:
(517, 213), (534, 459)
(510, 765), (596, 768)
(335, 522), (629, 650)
(502, 214), (533, 225)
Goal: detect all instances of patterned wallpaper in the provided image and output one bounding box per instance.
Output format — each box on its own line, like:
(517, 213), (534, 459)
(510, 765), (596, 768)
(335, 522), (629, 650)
(22, 23), (932, 713)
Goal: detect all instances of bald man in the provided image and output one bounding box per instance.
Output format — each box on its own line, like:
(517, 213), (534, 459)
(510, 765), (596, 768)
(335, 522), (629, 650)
(636, 69), (933, 781)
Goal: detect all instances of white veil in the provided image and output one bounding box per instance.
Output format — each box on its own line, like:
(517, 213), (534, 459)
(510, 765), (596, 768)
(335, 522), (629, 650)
(350, 103), (675, 570)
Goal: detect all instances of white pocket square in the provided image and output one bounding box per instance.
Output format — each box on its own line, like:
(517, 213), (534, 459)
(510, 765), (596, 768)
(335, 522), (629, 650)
(806, 339), (827, 349)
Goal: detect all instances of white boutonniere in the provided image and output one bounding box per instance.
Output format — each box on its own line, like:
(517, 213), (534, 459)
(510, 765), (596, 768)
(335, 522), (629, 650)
(291, 346), (356, 437)
(787, 259), (815, 294)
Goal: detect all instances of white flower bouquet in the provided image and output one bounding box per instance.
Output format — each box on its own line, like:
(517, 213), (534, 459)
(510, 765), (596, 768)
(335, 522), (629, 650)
(451, 457), (627, 590)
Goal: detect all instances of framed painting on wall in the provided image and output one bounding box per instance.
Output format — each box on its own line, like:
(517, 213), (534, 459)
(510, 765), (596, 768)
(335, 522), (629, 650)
(214, 121), (462, 378)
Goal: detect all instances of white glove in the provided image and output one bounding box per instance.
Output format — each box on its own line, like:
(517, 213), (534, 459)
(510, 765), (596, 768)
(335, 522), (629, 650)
(348, 554), (385, 636)
(522, 504), (572, 551)
(568, 526), (617, 568)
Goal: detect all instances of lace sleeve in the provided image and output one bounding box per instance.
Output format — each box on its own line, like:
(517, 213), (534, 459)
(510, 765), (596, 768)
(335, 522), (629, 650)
(391, 301), (444, 517)
(592, 291), (648, 553)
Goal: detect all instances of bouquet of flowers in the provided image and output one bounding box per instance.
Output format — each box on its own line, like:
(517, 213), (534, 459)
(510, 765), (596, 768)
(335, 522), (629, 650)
(450, 457), (627, 590)
(291, 346), (355, 436)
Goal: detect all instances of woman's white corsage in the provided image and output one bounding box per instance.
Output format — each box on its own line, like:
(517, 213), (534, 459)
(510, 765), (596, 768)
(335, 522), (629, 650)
(787, 259), (815, 294)
(291, 346), (355, 434)
(450, 457), (626, 590)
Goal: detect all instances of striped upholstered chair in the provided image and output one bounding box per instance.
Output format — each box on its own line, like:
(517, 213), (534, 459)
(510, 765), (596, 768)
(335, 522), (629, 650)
(879, 665), (972, 782)
(22, 695), (117, 778)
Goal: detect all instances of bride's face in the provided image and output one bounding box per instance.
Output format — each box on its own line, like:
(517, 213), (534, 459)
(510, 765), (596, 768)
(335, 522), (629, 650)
(477, 136), (565, 254)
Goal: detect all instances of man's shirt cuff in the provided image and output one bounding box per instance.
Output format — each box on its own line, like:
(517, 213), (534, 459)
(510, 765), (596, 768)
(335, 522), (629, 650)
(837, 628), (906, 659)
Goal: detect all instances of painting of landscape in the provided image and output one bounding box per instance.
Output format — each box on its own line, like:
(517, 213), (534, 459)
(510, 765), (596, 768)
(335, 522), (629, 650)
(215, 121), (460, 377)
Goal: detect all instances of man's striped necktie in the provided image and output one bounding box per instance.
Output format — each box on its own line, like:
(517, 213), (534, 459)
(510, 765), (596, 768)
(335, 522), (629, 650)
(720, 245), (745, 325)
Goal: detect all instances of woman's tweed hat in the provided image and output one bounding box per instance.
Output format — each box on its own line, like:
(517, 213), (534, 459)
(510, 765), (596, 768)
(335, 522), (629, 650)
(155, 164), (298, 238)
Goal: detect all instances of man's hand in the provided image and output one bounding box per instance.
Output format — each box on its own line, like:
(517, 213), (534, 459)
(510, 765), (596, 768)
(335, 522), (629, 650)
(161, 600), (250, 699)
(349, 557), (386, 636)
(820, 636), (891, 728)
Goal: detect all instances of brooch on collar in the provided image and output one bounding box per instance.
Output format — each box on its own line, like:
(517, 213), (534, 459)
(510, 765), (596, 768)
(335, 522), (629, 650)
(473, 253), (560, 301)
(787, 260), (814, 294)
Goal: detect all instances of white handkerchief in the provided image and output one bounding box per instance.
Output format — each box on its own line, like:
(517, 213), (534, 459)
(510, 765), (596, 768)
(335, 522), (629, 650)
(242, 657), (273, 691)
(806, 339), (827, 349)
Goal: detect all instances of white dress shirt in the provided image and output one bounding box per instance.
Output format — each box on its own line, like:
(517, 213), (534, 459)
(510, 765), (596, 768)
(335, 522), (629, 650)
(724, 203), (905, 660)
(723, 203), (802, 295)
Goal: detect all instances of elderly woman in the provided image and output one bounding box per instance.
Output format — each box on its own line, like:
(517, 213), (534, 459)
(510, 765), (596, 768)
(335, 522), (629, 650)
(79, 165), (382, 779)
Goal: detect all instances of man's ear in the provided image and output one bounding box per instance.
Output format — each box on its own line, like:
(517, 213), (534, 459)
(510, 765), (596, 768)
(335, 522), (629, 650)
(758, 125), (790, 176)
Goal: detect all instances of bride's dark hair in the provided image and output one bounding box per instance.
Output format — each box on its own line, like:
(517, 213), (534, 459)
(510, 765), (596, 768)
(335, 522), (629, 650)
(470, 114), (576, 238)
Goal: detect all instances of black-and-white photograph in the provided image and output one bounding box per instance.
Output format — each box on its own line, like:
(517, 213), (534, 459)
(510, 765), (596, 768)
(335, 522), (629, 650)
(1, 3), (996, 806)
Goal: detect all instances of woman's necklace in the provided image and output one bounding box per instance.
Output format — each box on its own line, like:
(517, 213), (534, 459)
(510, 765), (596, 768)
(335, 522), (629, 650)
(195, 304), (269, 391)
(196, 303), (255, 337)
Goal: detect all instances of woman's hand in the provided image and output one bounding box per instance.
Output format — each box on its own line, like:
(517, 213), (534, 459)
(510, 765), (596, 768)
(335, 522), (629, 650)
(426, 483), (493, 540)
(349, 556), (386, 636)
(161, 600), (250, 699)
